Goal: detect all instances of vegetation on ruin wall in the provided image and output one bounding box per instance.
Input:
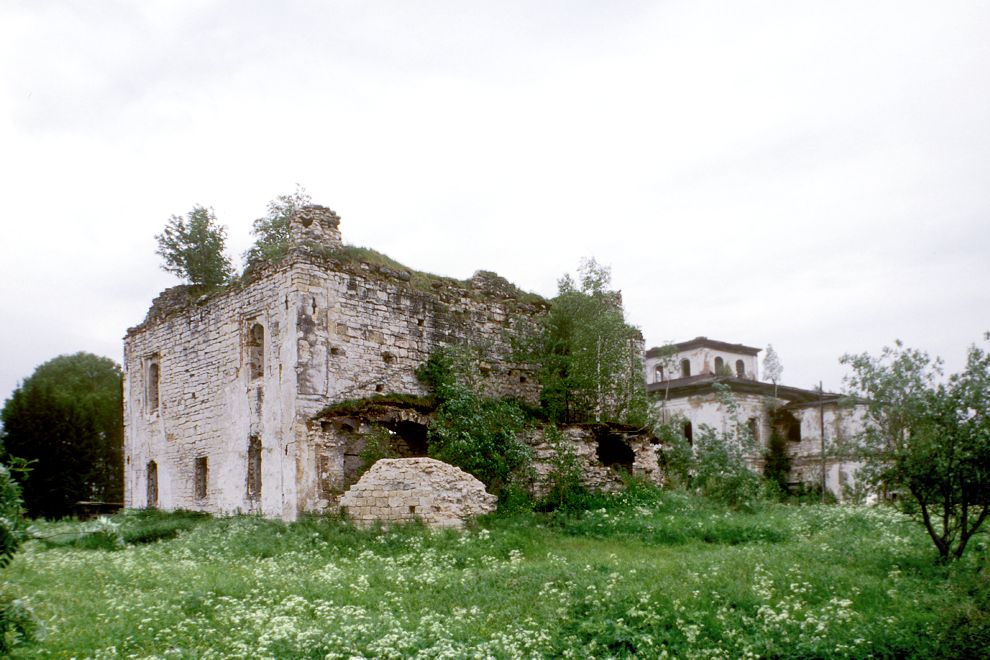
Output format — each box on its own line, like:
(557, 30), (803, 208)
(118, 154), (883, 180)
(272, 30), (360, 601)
(318, 245), (546, 306)
(315, 393), (436, 419)
(416, 347), (534, 501)
(513, 258), (649, 426)
(154, 185), (546, 315)
(4, 491), (990, 656)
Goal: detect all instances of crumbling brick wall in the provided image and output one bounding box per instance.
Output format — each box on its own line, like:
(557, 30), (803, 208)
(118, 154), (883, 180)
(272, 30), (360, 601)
(340, 457), (497, 529)
(526, 424), (663, 496)
(123, 206), (547, 520)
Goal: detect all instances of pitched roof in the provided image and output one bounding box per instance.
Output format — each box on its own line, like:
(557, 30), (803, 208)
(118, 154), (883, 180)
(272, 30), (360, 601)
(646, 336), (761, 358)
(646, 374), (843, 405)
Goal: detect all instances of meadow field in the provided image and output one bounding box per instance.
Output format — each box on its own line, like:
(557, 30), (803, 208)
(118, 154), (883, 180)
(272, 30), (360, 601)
(4, 487), (988, 658)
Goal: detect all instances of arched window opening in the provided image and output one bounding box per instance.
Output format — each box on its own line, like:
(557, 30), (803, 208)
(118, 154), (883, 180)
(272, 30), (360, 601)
(683, 420), (694, 446)
(247, 436), (262, 501)
(680, 359), (691, 378)
(747, 417), (759, 444)
(736, 359), (745, 378)
(146, 358), (160, 413)
(248, 323), (265, 380)
(146, 461), (158, 508)
(714, 356), (724, 374)
(654, 365), (664, 383)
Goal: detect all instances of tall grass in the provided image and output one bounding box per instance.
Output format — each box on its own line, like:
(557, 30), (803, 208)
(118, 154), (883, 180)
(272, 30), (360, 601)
(4, 492), (988, 657)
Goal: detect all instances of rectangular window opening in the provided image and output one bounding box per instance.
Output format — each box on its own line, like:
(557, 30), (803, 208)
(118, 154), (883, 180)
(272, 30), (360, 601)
(194, 456), (208, 499)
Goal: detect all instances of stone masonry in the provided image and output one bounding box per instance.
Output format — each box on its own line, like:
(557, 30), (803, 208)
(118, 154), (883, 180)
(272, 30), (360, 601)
(123, 205), (546, 519)
(340, 458), (497, 529)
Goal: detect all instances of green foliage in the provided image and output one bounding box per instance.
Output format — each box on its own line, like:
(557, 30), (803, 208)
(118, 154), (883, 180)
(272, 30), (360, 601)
(673, 386), (762, 509)
(0, 464), (26, 569)
(33, 508), (209, 549)
(331, 245), (456, 296)
(8, 496), (989, 656)
(243, 185), (312, 271)
(0, 463), (34, 653)
(536, 425), (587, 511)
(653, 415), (695, 489)
(357, 426), (401, 478)
(428, 392), (530, 499)
(155, 205), (234, 292)
(762, 427), (792, 496)
(317, 393), (435, 418)
(0, 592), (36, 654)
(692, 425), (762, 510)
(516, 258), (648, 425)
(1, 353), (123, 519)
(116, 508), (210, 545)
(763, 343), (783, 396)
(841, 334), (990, 561)
(417, 347), (533, 498)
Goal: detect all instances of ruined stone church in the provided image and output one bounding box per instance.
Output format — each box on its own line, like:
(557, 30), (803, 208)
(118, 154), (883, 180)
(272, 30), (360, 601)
(123, 205), (860, 519)
(123, 206), (559, 518)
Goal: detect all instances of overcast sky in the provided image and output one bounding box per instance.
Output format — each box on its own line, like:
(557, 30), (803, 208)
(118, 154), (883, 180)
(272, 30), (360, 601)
(2, 0), (988, 408)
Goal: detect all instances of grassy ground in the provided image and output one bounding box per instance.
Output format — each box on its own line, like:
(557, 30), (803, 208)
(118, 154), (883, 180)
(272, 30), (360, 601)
(4, 489), (989, 657)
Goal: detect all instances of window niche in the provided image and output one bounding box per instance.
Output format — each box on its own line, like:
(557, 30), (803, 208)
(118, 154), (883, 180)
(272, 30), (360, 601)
(246, 322), (265, 381)
(194, 456), (208, 499)
(683, 420), (694, 445)
(736, 359), (746, 378)
(145, 354), (161, 413)
(680, 359), (691, 378)
(147, 461), (158, 508)
(246, 436), (262, 501)
(747, 417), (759, 444)
(714, 356), (724, 374)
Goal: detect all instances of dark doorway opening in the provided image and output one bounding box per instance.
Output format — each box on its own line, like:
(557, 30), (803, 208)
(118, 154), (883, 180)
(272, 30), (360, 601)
(595, 432), (635, 472)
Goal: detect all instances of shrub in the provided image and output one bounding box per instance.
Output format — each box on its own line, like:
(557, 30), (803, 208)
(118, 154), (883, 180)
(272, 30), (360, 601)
(418, 347), (534, 499)
(0, 463), (35, 652)
(762, 428), (791, 497)
(536, 425), (586, 511)
(356, 425), (402, 478)
(692, 424), (762, 509)
(0, 464), (26, 569)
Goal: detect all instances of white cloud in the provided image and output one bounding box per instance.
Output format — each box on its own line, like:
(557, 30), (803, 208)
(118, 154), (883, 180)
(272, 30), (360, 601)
(1, 0), (988, 405)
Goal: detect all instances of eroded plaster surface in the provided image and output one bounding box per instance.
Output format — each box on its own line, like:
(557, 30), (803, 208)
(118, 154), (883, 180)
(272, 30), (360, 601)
(124, 206), (545, 519)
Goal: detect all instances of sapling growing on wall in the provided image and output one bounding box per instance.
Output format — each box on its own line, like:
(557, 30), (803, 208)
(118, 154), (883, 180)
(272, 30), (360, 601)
(515, 258), (649, 426)
(243, 185), (312, 271)
(155, 205), (234, 292)
(762, 344), (783, 398)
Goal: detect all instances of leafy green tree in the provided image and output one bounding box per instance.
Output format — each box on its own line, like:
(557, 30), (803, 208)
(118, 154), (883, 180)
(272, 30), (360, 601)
(243, 186), (312, 271)
(0, 353), (123, 519)
(763, 344), (783, 397)
(841, 335), (990, 561)
(155, 206), (233, 292)
(518, 258), (648, 425)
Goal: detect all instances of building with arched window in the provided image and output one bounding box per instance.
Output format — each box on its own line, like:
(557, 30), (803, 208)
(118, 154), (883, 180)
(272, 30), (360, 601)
(645, 336), (866, 500)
